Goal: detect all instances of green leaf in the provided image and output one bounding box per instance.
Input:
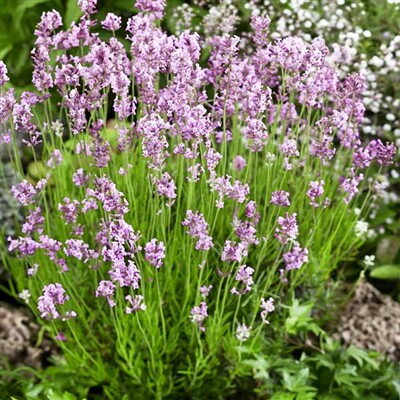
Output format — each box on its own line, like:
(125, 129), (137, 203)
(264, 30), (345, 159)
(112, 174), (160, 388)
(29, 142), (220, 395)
(285, 299), (322, 335)
(271, 393), (296, 400)
(392, 379), (400, 396)
(296, 392), (317, 400)
(346, 346), (379, 369)
(282, 368), (316, 394)
(370, 265), (400, 280)
(14, 0), (49, 14)
(27, 161), (48, 180)
(46, 390), (77, 400)
(109, 0), (135, 11)
(25, 382), (45, 398)
(65, 0), (83, 26)
(0, 44), (12, 59)
(14, 0), (49, 25)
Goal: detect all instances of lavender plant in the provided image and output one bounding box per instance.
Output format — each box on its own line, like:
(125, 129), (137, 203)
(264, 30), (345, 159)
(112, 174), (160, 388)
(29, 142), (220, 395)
(0, 0), (397, 398)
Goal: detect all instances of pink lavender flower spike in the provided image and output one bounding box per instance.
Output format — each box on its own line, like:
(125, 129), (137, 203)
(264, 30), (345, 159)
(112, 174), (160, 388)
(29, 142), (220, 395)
(280, 139), (299, 170)
(125, 295), (146, 314)
(340, 170), (364, 204)
(38, 283), (75, 320)
(73, 168), (89, 187)
(306, 180), (324, 207)
(260, 297), (275, 324)
(64, 239), (93, 262)
(55, 332), (67, 341)
(200, 285), (212, 298)
(11, 180), (36, 206)
(232, 155), (247, 171)
(190, 301), (208, 331)
(96, 280), (116, 307)
(22, 207), (44, 235)
(109, 260), (142, 289)
(182, 210), (213, 251)
(34, 10), (62, 38)
(366, 140), (397, 166)
(244, 117), (268, 151)
(275, 213), (299, 244)
(59, 197), (80, 224)
(47, 149), (63, 169)
(156, 172), (177, 200)
(8, 236), (40, 257)
(352, 147), (373, 169)
(211, 175), (250, 207)
(135, 0), (166, 19)
(0, 60), (9, 86)
(27, 264), (39, 277)
(270, 191), (290, 207)
(251, 15), (271, 48)
(144, 238), (166, 268)
(310, 135), (336, 165)
(101, 13), (122, 31)
(221, 240), (248, 262)
(78, 0), (97, 15)
(231, 265), (254, 295)
(245, 201), (260, 225)
(233, 219), (259, 245)
(283, 245), (309, 270)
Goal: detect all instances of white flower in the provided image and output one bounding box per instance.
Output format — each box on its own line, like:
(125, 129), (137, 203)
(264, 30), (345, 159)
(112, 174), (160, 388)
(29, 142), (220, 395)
(18, 289), (31, 304)
(236, 323), (251, 342)
(51, 120), (64, 137)
(363, 255), (375, 267)
(355, 220), (369, 238)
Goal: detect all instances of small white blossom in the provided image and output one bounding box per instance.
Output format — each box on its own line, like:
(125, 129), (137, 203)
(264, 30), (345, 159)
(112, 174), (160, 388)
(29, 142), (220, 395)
(18, 289), (31, 304)
(236, 323), (251, 342)
(355, 220), (369, 238)
(363, 255), (375, 267)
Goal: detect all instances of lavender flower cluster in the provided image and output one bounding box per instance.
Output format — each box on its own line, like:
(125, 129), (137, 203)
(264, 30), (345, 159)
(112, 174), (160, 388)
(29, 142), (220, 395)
(2, 0), (396, 342)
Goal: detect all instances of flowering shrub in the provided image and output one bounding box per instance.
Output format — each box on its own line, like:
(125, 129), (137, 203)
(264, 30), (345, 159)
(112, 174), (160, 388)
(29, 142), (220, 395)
(172, 0), (400, 147)
(0, 0), (397, 398)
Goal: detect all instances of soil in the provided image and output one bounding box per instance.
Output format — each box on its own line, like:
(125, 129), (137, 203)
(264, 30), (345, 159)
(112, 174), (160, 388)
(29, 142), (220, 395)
(333, 279), (400, 361)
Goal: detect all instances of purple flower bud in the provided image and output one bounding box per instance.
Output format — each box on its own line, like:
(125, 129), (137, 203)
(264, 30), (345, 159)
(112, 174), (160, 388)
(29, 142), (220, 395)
(270, 191), (290, 207)
(283, 245), (309, 270)
(144, 238), (166, 268)
(11, 180), (36, 206)
(260, 297), (275, 324)
(306, 180), (324, 207)
(156, 172), (177, 200)
(232, 155), (247, 171)
(96, 280), (116, 307)
(190, 301), (208, 331)
(38, 283), (75, 320)
(231, 265), (254, 295)
(275, 213), (299, 244)
(0, 61), (9, 86)
(78, 0), (97, 15)
(101, 13), (122, 31)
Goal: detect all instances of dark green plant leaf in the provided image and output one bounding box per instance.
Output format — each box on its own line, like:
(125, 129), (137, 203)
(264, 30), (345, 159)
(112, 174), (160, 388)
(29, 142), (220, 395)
(370, 265), (400, 280)
(65, 0), (83, 26)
